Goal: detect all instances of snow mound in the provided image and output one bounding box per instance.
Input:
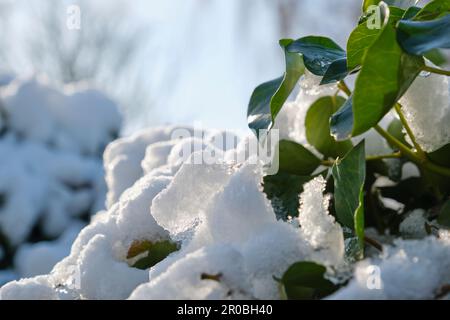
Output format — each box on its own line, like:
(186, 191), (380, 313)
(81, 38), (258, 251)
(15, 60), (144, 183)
(0, 75), (121, 283)
(330, 233), (450, 300)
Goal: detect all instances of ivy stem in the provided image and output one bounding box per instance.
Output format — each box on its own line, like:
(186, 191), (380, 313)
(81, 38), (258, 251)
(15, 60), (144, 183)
(422, 65), (450, 77)
(374, 125), (450, 178)
(321, 152), (401, 167)
(364, 235), (383, 252)
(366, 152), (402, 161)
(394, 103), (427, 160)
(337, 80), (351, 97)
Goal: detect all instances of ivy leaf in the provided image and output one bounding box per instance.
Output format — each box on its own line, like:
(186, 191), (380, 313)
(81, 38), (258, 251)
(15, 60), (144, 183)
(247, 40), (305, 137)
(428, 143), (450, 168)
(306, 96), (352, 157)
(424, 49), (448, 66)
(277, 261), (338, 300)
(351, 23), (424, 136)
(286, 36), (348, 83)
(397, 14), (450, 56)
(437, 199), (450, 227)
(413, 0), (450, 21)
(130, 240), (179, 270)
(362, 0), (417, 12)
(263, 173), (315, 220)
(321, 58), (350, 85)
(330, 96), (354, 141)
(332, 141), (366, 251)
(276, 140), (322, 176)
(347, 4), (402, 70)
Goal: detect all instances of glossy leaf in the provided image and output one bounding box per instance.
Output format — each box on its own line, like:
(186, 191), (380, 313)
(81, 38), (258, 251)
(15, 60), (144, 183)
(397, 14), (450, 55)
(347, 4), (404, 74)
(414, 0), (450, 21)
(277, 140), (322, 176)
(363, 0), (417, 12)
(330, 96), (354, 141)
(352, 24), (424, 136)
(247, 40), (305, 136)
(320, 58), (350, 85)
(278, 261), (337, 300)
(428, 143), (450, 168)
(332, 141), (366, 250)
(286, 36), (348, 83)
(306, 96), (352, 157)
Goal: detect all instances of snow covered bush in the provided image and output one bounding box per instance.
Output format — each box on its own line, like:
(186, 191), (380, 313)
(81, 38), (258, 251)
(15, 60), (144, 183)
(1, 0), (450, 300)
(0, 75), (121, 284)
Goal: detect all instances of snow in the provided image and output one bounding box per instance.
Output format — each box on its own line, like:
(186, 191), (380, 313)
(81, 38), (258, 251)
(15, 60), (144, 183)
(0, 75), (121, 285)
(329, 234), (450, 300)
(274, 70), (338, 145)
(130, 244), (248, 300)
(399, 209), (428, 239)
(400, 71), (450, 153)
(1, 76), (122, 156)
(1, 68), (449, 300)
(298, 177), (345, 267)
(14, 223), (84, 278)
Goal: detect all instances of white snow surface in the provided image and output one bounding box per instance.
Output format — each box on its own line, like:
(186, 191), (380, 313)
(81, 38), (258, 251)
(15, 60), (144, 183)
(0, 75), (121, 283)
(1, 75), (450, 300)
(400, 72), (450, 153)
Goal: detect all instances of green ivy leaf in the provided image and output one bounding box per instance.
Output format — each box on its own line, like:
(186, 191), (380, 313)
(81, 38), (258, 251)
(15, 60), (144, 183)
(397, 14), (450, 56)
(332, 141), (366, 252)
(263, 173), (315, 220)
(428, 143), (450, 168)
(321, 58), (350, 85)
(362, 0), (417, 12)
(351, 23), (424, 136)
(330, 96), (354, 141)
(131, 240), (179, 270)
(402, 6), (422, 20)
(278, 261), (338, 300)
(413, 0), (450, 21)
(306, 96), (352, 157)
(276, 140), (322, 176)
(437, 199), (450, 227)
(347, 4), (403, 70)
(286, 36), (348, 83)
(247, 40), (305, 137)
(424, 49), (448, 66)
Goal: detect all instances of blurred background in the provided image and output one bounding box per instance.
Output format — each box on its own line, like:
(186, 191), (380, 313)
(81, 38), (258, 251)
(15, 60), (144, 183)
(0, 0), (361, 133)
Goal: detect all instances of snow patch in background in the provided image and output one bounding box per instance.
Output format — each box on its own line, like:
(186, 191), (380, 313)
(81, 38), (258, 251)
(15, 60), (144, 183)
(0, 75), (121, 284)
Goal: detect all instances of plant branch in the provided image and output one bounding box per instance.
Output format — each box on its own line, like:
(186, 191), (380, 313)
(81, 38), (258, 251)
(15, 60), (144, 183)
(321, 152), (401, 167)
(394, 103), (427, 160)
(337, 80), (351, 97)
(423, 65), (450, 77)
(366, 152), (402, 161)
(364, 234), (383, 252)
(374, 125), (450, 178)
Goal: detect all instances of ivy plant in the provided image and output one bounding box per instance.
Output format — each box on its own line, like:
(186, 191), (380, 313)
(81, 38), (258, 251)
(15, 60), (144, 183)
(248, 0), (450, 299)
